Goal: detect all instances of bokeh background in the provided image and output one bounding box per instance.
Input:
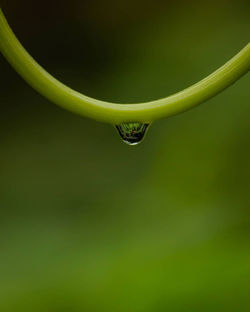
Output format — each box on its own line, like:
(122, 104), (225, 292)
(0, 1), (250, 311)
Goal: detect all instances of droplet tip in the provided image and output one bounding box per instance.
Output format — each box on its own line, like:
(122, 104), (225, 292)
(115, 122), (150, 146)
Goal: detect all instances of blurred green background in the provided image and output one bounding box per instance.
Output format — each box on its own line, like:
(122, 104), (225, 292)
(0, 1), (250, 311)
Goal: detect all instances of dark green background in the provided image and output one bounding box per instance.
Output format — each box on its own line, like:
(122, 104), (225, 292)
(0, 1), (249, 311)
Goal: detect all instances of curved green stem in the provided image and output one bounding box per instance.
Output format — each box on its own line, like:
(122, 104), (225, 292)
(0, 8), (249, 124)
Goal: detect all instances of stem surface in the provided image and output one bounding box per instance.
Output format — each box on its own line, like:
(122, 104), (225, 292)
(0, 8), (249, 124)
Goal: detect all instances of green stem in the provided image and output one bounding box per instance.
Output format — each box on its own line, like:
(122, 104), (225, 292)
(0, 8), (249, 124)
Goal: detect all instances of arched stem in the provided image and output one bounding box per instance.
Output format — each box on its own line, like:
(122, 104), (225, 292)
(0, 8), (249, 124)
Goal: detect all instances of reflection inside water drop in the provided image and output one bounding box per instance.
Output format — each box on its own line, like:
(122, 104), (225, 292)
(115, 122), (150, 145)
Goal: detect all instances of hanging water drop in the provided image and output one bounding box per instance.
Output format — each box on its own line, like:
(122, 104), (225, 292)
(115, 122), (150, 145)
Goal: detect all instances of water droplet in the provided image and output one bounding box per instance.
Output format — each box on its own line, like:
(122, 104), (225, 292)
(115, 122), (149, 145)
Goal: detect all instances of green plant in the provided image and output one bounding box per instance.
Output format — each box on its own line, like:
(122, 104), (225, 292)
(0, 8), (249, 143)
